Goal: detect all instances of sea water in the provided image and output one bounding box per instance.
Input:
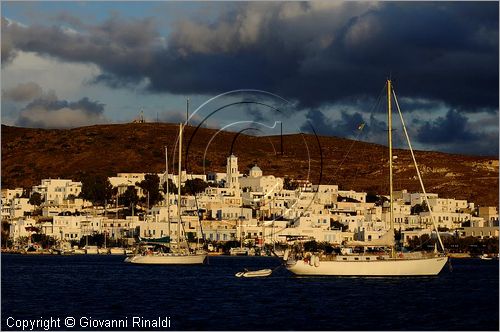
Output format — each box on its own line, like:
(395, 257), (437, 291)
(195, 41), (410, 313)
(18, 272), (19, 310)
(1, 255), (498, 330)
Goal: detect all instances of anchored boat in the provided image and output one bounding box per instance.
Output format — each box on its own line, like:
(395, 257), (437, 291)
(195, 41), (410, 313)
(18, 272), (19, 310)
(235, 269), (273, 278)
(284, 79), (448, 276)
(126, 123), (207, 265)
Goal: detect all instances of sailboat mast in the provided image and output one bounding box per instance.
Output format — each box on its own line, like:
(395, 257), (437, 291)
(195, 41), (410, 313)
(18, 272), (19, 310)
(387, 79), (395, 256)
(165, 146), (170, 240)
(392, 89), (446, 253)
(177, 123), (183, 250)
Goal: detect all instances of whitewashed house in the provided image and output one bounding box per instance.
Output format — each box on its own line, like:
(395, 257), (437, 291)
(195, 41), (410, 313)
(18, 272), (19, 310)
(32, 179), (82, 205)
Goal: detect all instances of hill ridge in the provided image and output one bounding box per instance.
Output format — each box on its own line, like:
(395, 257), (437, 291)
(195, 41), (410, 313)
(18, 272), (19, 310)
(1, 123), (498, 206)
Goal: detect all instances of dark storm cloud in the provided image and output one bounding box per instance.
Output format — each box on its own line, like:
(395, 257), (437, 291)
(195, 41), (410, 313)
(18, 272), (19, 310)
(15, 92), (106, 128)
(414, 110), (498, 156)
(301, 108), (387, 143)
(155, 1), (499, 111)
(2, 14), (162, 82)
(2, 2), (498, 155)
(301, 107), (497, 156)
(415, 110), (498, 156)
(416, 109), (480, 144)
(2, 2), (498, 112)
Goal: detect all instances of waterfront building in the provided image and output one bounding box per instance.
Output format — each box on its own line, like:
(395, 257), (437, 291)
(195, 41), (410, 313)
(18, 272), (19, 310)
(231, 218), (289, 245)
(202, 220), (237, 242)
(401, 228), (433, 246)
(50, 215), (103, 241)
(457, 216), (500, 238)
(3, 160), (497, 249)
(138, 219), (173, 239)
(9, 218), (39, 243)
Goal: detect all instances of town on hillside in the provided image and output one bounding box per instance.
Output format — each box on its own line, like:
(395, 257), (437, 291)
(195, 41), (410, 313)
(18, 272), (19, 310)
(1, 154), (498, 256)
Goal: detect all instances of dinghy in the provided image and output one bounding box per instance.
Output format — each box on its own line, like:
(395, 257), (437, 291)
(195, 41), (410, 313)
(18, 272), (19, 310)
(235, 268), (272, 278)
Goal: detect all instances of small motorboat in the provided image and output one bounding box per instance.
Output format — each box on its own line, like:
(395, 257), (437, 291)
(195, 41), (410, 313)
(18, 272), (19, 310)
(480, 254), (493, 260)
(235, 268), (272, 278)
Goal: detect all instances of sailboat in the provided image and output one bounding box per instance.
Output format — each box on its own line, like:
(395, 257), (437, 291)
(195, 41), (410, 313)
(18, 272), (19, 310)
(126, 123), (207, 265)
(230, 216), (249, 255)
(284, 79), (448, 276)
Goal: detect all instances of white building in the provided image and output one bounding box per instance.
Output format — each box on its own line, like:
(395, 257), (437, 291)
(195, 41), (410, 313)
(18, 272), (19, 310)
(42, 198), (91, 217)
(210, 207), (252, 221)
(9, 218), (39, 243)
(338, 190), (367, 203)
(109, 173), (146, 197)
(7, 198), (35, 219)
(478, 207), (499, 225)
(226, 154), (240, 193)
(410, 192), (439, 207)
(1, 188), (24, 202)
(202, 220), (237, 242)
(49, 215), (103, 241)
(458, 216), (499, 238)
(160, 170), (207, 188)
(102, 217), (140, 240)
(239, 164), (284, 195)
(32, 179), (82, 205)
(419, 211), (472, 230)
(427, 197), (469, 213)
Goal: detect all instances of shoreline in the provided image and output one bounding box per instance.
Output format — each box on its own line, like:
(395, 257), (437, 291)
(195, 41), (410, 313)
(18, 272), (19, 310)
(2, 248), (495, 259)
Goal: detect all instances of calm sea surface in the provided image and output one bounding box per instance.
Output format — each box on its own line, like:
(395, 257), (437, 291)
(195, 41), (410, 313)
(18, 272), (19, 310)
(1, 255), (498, 331)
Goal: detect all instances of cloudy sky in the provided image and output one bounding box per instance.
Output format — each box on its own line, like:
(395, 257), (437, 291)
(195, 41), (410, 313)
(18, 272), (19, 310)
(1, 1), (498, 156)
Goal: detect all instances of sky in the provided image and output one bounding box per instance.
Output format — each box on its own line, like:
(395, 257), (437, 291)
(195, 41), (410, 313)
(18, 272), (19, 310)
(1, 1), (499, 156)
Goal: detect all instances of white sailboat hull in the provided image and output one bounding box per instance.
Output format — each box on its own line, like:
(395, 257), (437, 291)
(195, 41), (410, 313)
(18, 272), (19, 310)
(287, 256), (448, 276)
(126, 253), (207, 265)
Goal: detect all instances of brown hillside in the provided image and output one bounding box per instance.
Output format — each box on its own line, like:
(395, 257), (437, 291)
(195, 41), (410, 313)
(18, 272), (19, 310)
(1, 123), (498, 207)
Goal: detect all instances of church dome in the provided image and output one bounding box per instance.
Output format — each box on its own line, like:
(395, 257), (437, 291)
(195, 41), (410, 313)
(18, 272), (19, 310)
(249, 165), (263, 177)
